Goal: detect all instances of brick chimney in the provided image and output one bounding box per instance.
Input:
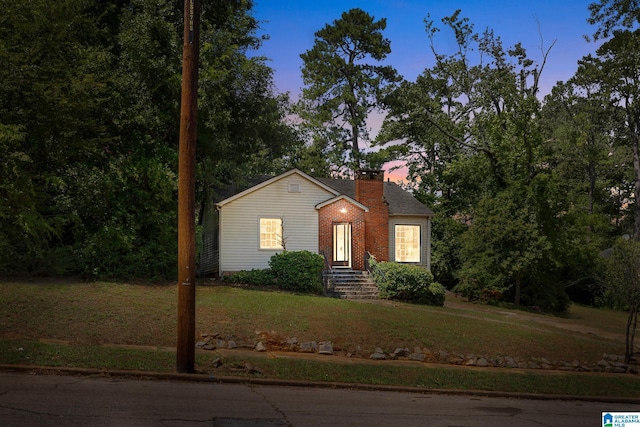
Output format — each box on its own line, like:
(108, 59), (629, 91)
(355, 169), (389, 262)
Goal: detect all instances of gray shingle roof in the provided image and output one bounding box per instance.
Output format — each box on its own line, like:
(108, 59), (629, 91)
(316, 178), (434, 216)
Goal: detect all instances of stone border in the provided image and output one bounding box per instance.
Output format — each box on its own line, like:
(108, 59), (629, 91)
(196, 333), (638, 375)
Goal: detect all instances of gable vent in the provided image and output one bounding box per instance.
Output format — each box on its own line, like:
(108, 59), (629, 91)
(288, 182), (302, 193)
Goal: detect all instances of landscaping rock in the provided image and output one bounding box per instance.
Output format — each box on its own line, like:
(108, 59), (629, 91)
(194, 331), (638, 376)
(476, 358), (489, 367)
(504, 357), (518, 368)
(318, 342), (334, 355)
(491, 357), (502, 367)
(409, 352), (425, 361)
(603, 353), (621, 362)
(450, 357), (464, 365)
(436, 351), (449, 362)
(299, 342), (317, 353)
(370, 348), (387, 360)
(392, 348), (409, 359)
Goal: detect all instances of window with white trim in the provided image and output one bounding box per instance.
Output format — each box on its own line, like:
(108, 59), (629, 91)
(395, 225), (420, 263)
(259, 218), (283, 249)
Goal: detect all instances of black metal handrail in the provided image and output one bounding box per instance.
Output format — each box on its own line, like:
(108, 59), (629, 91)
(320, 250), (331, 272)
(364, 251), (385, 282)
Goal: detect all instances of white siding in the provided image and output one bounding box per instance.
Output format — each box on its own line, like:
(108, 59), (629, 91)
(219, 174), (335, 273)
(388, 216), (431, 270)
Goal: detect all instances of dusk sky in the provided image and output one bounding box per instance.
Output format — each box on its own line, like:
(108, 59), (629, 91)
(250, 1), (600, 179)
(252, 0), (599, 99)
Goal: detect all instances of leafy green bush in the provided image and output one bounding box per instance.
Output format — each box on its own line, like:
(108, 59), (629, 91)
(370, 261), (445, 306)
(224, 269), (275, 287)
(224, 251), (324, 293)
(269, 250), (324, 293)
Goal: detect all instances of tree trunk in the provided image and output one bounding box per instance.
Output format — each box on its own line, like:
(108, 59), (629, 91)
(632, 131), (640, 241)
(514, 273), (522, 306)
(587, 158), (596, 240)
(625, 306), (638, 364)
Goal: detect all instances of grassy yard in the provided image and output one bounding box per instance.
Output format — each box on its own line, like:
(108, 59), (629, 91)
(0, 278), (637, 398)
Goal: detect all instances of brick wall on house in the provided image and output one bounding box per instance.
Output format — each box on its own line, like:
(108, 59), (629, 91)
(318, 199), (366, 270)
(355, 170), (389, 263)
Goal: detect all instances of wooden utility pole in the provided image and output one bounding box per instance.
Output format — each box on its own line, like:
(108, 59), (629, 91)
(177, 0), (200, 374)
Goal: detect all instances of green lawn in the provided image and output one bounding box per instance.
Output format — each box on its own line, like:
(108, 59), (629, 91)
(0, 278), (636, 398)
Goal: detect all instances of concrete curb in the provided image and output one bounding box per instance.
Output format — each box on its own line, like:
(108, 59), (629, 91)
(2, 363), (639, 405)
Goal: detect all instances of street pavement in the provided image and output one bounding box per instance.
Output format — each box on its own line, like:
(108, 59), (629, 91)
(0, 371), (637, 426)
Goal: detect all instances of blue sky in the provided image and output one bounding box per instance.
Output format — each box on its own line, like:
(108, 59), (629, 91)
(252, 0), (600, 99)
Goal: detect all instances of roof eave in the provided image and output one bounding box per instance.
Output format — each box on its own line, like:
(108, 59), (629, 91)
(216, 169), (341, 208)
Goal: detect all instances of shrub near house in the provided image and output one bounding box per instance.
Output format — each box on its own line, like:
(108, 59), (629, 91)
(269, 250), (324, 293)
(225, 250), (324, 294)
(371, 261), (445, 306)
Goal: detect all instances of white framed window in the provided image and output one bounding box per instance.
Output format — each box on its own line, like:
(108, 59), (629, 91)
(395, 225), (421, 263)
(259, 218), (283, 249)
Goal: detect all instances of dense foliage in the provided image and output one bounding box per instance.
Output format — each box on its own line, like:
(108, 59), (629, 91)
(269, 251), (325, 293)
(225, 251), (324, 294)
(296, 8), (400, 175)
(601, 238), (640, 362)
(370, 261), (445, 306)
(370, 3), (640, 311)
(224, 269), (275, 287)
(3, 0), (639, 315)
(0, 0), (299, 278)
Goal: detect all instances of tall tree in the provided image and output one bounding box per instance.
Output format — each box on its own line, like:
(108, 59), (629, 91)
(0, 0), (299, 278)
(298, 8), (400, 174)
(0, 0), (116, 273)
(377, 11), (565, 308)
(197, 0), (300, 192)
(588, 0), (640, 40)
(603, 238), (640, 363)
(538, 79), (622, 304)
(577, 30), (640, 239)
(458, 188), (551, 306)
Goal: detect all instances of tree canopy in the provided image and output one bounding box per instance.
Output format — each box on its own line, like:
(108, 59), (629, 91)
(2, 0), (639, 312)
(373, 5), (638, 310)
(297, 8), (400, 175)
(0, 0), (300, 278)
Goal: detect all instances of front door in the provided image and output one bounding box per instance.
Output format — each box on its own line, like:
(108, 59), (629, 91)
(332, 223), (351, 268)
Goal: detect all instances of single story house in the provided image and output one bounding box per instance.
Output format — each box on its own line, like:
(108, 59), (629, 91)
(200, 168), (434, 276)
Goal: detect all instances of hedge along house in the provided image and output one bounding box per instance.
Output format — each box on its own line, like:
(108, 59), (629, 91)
(203, 169), (433, 276)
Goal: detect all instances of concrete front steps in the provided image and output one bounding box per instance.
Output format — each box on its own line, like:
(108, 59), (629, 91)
(323, 269), (379, 299)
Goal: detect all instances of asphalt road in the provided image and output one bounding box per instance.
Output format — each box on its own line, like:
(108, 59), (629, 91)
(0, 372), (636, 426)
